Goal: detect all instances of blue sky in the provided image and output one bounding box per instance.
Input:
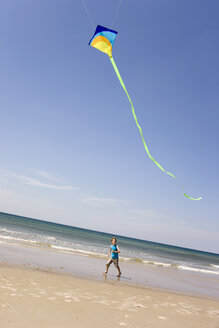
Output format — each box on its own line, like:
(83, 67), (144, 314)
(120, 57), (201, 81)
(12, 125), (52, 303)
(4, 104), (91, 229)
(0, 0), (218, 253)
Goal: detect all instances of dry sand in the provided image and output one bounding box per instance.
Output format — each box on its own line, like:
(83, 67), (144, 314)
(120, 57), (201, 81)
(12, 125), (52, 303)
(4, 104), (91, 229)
(0, 264), (218, 328)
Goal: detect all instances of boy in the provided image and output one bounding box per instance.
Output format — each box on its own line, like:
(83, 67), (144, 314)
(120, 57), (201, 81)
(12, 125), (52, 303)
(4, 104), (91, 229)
(103, 237), (121, 277)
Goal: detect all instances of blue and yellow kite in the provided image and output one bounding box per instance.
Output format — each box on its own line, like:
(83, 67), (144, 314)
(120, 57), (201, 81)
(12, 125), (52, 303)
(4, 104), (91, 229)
(89, 25), (117, 57)
(89, 25), (201, 201)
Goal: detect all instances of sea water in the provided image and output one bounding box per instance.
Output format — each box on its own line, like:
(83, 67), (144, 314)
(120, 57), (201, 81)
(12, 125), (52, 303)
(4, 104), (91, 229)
(0, 211), (218, 277)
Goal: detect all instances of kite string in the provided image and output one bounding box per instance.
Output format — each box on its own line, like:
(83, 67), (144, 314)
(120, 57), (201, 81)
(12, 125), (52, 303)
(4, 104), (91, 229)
(81, 0), (122, 29)
(80, 0), (95, 28)
(111, 0), (123, 28)
(109, 56), (202, 201)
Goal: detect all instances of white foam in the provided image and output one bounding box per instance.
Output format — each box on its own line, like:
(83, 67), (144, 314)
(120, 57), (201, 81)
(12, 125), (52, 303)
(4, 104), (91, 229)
(51, 245), (106, 258)
(178, 265), (219, 275)
(142, 260), (171, 267)
(210, 264), (219, 269)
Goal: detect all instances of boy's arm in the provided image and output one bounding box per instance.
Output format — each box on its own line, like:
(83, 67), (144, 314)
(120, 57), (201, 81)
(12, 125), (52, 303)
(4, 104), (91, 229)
(112, 245), (120, 253)
(108, 247), (111, 257)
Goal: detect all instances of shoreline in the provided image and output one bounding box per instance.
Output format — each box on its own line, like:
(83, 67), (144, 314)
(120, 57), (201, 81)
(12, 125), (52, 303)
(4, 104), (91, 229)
(0, 242), (219, 300)
(0, 263), (218, 328)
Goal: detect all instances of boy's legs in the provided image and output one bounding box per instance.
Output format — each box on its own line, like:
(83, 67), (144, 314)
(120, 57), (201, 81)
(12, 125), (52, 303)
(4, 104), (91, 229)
(117, 264), (121, 276)
(114, 259), (121, 276)
(103, 258), (113, 275)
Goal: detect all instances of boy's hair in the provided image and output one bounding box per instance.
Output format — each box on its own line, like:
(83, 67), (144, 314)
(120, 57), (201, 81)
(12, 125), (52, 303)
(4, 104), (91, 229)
(111, 237), (117, 242)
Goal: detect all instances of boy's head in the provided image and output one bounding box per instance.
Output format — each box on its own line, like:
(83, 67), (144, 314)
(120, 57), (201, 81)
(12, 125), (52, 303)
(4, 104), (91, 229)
(111, 237), (117, 245)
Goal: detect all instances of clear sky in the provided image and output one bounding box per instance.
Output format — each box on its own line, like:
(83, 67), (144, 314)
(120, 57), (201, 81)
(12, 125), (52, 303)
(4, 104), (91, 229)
(0, 0), (218, 253)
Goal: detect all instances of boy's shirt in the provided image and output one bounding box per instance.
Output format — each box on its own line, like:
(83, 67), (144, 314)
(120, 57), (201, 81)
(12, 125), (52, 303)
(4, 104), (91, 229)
(111, 244), (119, 259)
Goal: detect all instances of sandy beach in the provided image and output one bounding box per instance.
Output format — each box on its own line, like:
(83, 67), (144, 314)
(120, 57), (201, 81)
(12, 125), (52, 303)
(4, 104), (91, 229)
(0, 213), (219, 327)
(0, 264), (218, 328)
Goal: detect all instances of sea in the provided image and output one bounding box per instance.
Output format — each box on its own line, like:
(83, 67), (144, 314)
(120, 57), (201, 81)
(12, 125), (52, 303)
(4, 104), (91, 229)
(0, 211), (219, 278)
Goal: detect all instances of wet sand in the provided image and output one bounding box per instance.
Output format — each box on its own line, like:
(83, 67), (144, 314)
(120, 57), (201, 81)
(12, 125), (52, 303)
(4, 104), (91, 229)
(1, 242), (218, 298)
(0, 264), (219, 328)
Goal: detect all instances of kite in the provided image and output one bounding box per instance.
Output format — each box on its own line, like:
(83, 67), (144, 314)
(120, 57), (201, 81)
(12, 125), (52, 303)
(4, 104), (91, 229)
(89, 25), (202, 201)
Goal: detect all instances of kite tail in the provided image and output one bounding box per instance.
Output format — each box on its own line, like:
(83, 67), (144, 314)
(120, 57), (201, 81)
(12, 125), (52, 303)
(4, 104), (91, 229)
(109, 56), (202, 201)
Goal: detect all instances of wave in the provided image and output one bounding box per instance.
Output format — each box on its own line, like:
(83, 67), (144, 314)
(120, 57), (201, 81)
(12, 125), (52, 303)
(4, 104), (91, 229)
(123, 258), (172, 267)
(143, 260), (172, 267)
(178, 265), (219, 275)
(0, 228), (57, 242)
(210, 264), (219, 269)
(51, 245), (106, 258)
(0, 235), (53, 248)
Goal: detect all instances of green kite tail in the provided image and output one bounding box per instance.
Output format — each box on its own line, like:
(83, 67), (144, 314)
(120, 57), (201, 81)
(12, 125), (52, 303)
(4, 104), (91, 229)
(110, 56), (202, 201)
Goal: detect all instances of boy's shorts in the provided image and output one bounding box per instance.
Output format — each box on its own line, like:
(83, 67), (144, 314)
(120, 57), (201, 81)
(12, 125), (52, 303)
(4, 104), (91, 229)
(106, 258), (119, 268)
